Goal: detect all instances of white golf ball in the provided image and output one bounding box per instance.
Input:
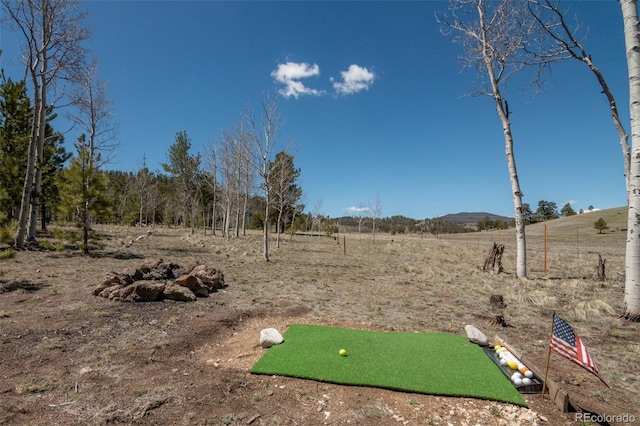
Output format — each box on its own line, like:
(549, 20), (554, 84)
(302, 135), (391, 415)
(522, 378), (532, 385)
(524, 370), (533, 379)
(513, 377), (523, 386)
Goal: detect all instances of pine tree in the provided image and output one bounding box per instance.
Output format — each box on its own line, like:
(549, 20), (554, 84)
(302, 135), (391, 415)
(594, 218), (608, 234)
(0, 78), (31, 223)
(161, 131), (202, 232)
(58, 135), (110, 254)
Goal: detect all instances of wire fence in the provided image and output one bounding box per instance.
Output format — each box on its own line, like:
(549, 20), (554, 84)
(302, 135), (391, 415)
(427, 226), (626, 281)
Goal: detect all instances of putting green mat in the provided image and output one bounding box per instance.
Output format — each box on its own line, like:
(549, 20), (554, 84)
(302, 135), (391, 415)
(250, 324), (526, 406)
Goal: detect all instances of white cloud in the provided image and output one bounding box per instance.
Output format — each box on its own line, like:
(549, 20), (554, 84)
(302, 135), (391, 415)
(332, 64), (375, 95)
(271, 62), (323, 99)
(346, 206), (370, 213)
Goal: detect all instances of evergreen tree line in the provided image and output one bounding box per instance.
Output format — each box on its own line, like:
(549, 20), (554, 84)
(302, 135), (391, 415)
(0, 81), (305, 242)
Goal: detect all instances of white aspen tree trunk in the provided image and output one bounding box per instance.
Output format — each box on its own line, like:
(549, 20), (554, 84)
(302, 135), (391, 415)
(225, 205), (231, 239)
(263, 190), (270, 261)
(15, 105), (39, 248)
(621, 0), (640, 320)
(263, 169), (270, 262)
(139, 195), (144, 226)
(28, 61), (48, 241)
(290, 210), (297, 240)
(493, 91), (527, 278)
(211, 194), (217, 236)
(478, 1), (527, 278)
(276, 210), (283, 248)
(241, 190), (248, 237)
(234, 204), (240, 238)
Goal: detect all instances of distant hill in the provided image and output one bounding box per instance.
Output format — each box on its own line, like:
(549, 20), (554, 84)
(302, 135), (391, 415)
(333, 211), (512, 233)
(440, 212), (513, 226)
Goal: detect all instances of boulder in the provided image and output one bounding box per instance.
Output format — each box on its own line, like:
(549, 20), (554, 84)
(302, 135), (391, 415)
(163, 282), (197, 302)
(175, 274), (209, 297)
(97, 284), (123, 299)
(260, 328), (284, 348)
(93, 279), (116, 296)
(189, 265), (225, 292)
(110, 281), (165, 302)
(465, 324), (489, 346)
(121, 267), (144, 281)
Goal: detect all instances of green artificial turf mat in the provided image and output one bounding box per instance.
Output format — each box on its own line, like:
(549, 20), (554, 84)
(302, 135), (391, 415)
(251, 324), (526, 407)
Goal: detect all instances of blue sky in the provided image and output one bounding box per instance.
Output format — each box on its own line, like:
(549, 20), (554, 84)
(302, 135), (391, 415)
(0, 1), (630, 219)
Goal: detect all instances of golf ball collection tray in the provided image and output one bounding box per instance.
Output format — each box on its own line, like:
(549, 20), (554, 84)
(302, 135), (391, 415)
(483, 347), (543, 394)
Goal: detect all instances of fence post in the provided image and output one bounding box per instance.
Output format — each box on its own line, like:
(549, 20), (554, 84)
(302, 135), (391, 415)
(544, 223), (548, 274)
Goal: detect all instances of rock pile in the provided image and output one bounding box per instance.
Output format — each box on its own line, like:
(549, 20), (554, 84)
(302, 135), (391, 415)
(92, 258), (225, 302)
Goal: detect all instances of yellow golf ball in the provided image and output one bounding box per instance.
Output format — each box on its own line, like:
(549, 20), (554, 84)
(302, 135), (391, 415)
(339, 349), (347, 356)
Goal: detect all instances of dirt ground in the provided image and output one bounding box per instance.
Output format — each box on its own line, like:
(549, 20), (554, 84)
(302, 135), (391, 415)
(0, 224), (638, 425)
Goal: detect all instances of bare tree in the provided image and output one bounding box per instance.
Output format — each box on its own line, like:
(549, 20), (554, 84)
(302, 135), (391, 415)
(312, 198), (324, 237)
(523, 0), (637, 319)
(234, 119), (254, 238)
(66, 59), (116, 243)
(289, 199), (305, 240)
(2, 0), (89, 248)
(245, 91), (284, 262)
(219, 125), (246, 238)
(438, 0), (547, 278)
(527, 0), (630, 200)
(67, 59), (118, 168)
(239, 141), (254, 237)
(620, 0), (640, 321)
(269, 151), (301, 248)
(371, 195), (382, 243)
(203, 141), (219, 236)
(353, 204), (370, 240)
(211, 115), (256, 240)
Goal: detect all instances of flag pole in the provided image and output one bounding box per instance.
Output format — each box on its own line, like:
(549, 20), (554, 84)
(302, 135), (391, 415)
(541, 310), (555, 399)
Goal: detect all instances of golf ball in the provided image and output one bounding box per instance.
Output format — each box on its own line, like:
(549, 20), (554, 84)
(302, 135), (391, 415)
(339, 349), (347, 356)
(524, 370), (534, 379)
(513, 377), (523, 386)
(522, 378), (532, 385)
(507, 360), (518, 370)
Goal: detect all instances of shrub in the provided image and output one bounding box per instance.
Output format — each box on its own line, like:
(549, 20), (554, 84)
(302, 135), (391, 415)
(0, 249), (16, 260)
(0, 219), (18, 245)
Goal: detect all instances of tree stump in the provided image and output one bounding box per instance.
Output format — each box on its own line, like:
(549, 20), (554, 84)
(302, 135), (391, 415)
(593, 254), (606, 281)
(482, 242), (505, 274)
(489, 294), (509, 327)
(490, 294), (506, 310)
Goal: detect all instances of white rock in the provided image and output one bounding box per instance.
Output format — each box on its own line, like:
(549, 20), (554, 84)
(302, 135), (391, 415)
(465, 324), (489, 346)
(260, 328), (284, 348)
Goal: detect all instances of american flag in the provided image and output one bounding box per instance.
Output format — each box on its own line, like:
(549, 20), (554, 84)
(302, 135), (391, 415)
(550, 313), (609, 387)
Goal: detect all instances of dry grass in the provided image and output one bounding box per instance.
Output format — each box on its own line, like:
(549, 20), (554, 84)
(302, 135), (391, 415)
(0, 209), (638, 424)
